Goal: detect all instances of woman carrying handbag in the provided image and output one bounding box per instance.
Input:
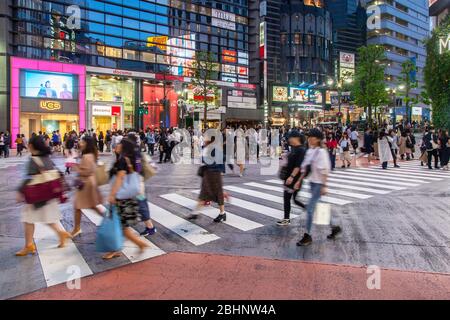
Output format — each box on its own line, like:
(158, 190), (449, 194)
(103, 138), (149, 260)
(15, 136), (72, 256)
(71, 136), (104, 238)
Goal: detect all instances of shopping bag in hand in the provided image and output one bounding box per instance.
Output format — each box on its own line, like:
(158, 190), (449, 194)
(95, 206), (124, 252)
(313, 202), (331, 225)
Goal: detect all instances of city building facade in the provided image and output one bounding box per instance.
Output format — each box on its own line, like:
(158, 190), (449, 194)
(430, 0), (450, 29)
(367, 0), (430, 122)
(1, 0), (261, 136)
(257, 0), (335, 127)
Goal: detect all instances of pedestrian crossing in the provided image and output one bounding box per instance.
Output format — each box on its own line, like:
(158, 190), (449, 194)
(0, 156), (30, 169)
(17, 161), (450, 292)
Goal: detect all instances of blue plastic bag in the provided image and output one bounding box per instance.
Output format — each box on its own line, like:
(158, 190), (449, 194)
(95, 206), (124, 252)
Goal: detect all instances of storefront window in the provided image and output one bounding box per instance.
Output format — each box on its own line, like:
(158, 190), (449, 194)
(87, 76), (135, 128)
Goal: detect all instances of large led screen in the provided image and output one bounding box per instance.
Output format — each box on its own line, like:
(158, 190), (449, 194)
(22, 71), (77, 100)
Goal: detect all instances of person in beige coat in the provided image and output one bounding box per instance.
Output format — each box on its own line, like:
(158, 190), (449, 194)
(71, 136), (103, 237)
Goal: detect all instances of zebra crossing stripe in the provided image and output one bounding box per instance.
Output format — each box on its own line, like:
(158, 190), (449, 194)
(33, 222), (93, 287)
(160, 193), (263, 231)
(331, 172), (421, 186)
(224, 185), (352, 206)
(344, 169), (441, 181)
(385, 167), (450, 176)
(245, 182), (372, 200)
(191, 190), (294, 219)
(366, 166), (450, 177)
(148, 202), (221, 245)
(81, 208), (165, 263)
(326, 176), (405, 190)
(265, 179), (391, 195)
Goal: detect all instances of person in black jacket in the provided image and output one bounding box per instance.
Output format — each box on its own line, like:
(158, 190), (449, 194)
(423, 127), (439, 169)
(277, 130), (306, 226)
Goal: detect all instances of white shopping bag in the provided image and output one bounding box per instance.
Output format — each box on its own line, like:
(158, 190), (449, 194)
(313, 202), (331, 225)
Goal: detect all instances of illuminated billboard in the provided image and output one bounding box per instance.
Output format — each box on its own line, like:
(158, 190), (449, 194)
(22, 71), (76, 100)
(289, 87), (309, 102)
(272, 86), (288, 102)
(167, 34), (196, 77)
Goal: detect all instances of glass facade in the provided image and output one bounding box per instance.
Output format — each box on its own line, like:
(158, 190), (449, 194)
(13, 0), (250, 82)
(87, 75), (135, 128)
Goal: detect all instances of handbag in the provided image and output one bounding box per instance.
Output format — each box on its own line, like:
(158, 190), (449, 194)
(431, 140), (439, 150)
(313, 202), (331, 225)
(95, 206), (124, 252)
(113, 172), (141, 200)
(95, 161), (109, 186)
(197, 165), (207, 177)
(141, 153), (156, 181)
(21, 157), (64, 204)
(279, 166), (290, 180)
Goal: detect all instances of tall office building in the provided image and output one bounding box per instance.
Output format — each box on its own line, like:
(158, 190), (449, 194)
(367, 0), (430, 118)
(0, 0), (260, 135)
(327, 0), (367, 61)
(256, 0), (334, 127)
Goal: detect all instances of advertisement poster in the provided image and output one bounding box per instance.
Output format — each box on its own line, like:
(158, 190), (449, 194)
(272, 86), (288, 102)
(167, 34), (196, 77)
(290, 87), (309, 102)
(222, 49), (237, 63)
(24, 71), (75, 99)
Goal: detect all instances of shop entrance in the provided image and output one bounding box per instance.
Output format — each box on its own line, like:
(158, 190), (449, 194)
(88, 102), (124, 133)
(20, 113), (79, 138)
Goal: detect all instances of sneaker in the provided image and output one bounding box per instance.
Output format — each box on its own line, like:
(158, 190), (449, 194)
(296, 233), (312, 246)
(187, 214), (199, 220)
(140, 227), (157, 237)
(276, 219), (291, 226)
(394, 165), (400, 168)
(327, 226), (342, 240)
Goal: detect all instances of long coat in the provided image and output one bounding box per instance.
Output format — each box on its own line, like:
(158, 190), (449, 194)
(399, 136), (412, 155)
(378, 137), (393, 163)
(74, 154), (103, 210)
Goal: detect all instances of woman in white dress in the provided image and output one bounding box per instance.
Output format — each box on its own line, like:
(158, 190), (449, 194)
(15, 136), (72, 256)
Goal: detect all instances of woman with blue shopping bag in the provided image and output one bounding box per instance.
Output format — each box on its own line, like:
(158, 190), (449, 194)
(101, 138), (149, 260)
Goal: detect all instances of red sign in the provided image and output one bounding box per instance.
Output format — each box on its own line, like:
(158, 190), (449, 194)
(111, 106), (121, 116)
(222, 50), (237, 63)
(234, 83), (257, 90)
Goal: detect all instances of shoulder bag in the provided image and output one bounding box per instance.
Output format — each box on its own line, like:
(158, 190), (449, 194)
(95, 161), (109, 186)
(21, 157), (64, 204)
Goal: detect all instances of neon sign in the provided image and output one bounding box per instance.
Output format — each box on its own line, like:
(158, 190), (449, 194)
(40, 100), (61, 111)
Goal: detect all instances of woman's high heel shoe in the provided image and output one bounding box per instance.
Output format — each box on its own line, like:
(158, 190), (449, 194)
(58, 231), (73, 248)
(15, 244), (37, 256)
(213, 213), (227, 223)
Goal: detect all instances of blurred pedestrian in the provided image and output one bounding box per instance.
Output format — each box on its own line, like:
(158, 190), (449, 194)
(15, 136), (72, 256)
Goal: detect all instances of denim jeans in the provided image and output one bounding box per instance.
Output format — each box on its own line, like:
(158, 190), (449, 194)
(306, 182), (322, 234)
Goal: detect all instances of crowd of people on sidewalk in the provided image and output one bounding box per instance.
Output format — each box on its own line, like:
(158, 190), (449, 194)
(10, 119), (450, 258)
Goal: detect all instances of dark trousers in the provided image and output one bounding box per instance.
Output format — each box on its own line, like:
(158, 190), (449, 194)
(390, 149), (398, 166)
(427, 149), (439, 168)
(283, 190), (304, 219)
(147, 143), (155, 156)
(329, 151), (336, 170)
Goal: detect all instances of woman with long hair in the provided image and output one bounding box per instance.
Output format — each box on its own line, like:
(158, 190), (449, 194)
(71, 136), (103, 237)
(104, 138), (149, 259)
(16, 136), (72, 256)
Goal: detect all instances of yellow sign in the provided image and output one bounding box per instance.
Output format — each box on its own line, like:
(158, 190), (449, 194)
(40, 100), (61, 111)
(146, 36), (168, 51)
